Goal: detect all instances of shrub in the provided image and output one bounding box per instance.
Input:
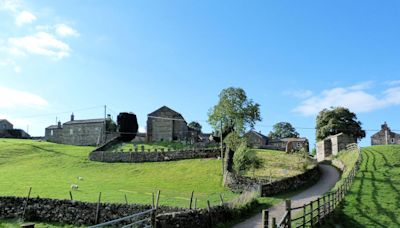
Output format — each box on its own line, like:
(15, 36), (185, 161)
(233, 142), (263, 175)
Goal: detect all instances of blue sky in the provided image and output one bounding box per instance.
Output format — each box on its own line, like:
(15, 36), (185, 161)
(1, 0), (400, 147)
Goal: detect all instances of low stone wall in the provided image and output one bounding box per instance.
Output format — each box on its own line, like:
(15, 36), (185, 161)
(89, 148), (220, 163)
(261, 165), (320, 196)
(224, 165), (321, 197)
(156, 201), (258, 228)
(0, 196), (181, 226)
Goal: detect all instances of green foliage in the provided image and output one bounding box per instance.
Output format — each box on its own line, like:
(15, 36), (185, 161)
(233, 142), (263, 174)
(311, 148), (316, 156)
(326, 146), (400, 227)
(0, 139), (236, 208)
(223, 132), (245, 151)
(188, 121), (202, 132)
(268, 122), (299, 139)
(315, 107), (365, 141)
(106, 118), (117, 132)
(208, 87), (261, 135)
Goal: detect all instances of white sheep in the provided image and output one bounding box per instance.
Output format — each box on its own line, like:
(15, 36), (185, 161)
(77, 176), (84, 181)
(71, 184), (79, 190)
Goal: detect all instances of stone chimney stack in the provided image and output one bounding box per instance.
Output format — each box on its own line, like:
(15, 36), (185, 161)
(71, 113), (75, 121)
(57, 121), (61, 128)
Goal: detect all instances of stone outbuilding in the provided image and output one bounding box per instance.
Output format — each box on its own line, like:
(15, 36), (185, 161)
(371, 122), (400, 145)
(0, 119), (13, 130)
(316, 133), (356, 162)
(245, 130), (268, 148)
(267, 137), (309, 153)
(146, 106), (188, 142)
(45, 114), (108, 146)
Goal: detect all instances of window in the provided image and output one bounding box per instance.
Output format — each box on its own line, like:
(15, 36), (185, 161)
(70, 129), (73, 135)
(50, 130), (53, 136)
(391, 138), (395, 144)
(297, 142), (301, 147)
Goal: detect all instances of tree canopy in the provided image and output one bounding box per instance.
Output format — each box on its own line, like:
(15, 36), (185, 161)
(268, 122), (299, 139)
(316, 107), (365, 141)
(208, 87), (261, 136)
(188, 121), (202, 132)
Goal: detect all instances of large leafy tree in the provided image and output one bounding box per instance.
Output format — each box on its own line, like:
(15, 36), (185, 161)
(208, 87), (261, 137)
(188, 121), (202, 132)
(316, 107), (365, 141)
(268, 122), (299, 139)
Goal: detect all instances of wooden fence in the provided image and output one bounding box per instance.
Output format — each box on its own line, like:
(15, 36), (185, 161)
(262, 144), (362, 228)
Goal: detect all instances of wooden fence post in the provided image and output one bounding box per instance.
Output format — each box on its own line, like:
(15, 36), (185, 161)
(323, 195), (326, 217)
(286, 200), (292, 228)
(22, 187), (32, 220)
(310, 201), (314, 227)
(327, 193), (331, 214)
(152, 190), (161, 228)
(302, 204), (306, 226)
(262, 210), (269, 228)
(317, 198), (321, 226)
(272, 217), (277, 228)
(95, 192), (102, 224)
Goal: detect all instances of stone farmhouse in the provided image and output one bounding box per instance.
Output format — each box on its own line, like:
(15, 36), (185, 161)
(316, 133), (356, 162)
(146, 106), (189, 142)
(45, 114), (111, 146)
(245, 130), (309, 152)
(371, 122), (400, 145)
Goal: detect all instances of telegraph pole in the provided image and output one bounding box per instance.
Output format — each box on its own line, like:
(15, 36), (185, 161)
(220, 120), (224, 175)
(103, 105), (107, 144)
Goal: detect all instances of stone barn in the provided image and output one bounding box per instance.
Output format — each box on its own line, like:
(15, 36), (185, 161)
(45, 114), (109, 146)
(146, 106), (188, 142)
(0, 119), (30, 139)
(265, 137), (309, 153)
(316, 133), (356, 162)
(245, 130), (268, 148)
(371, 122), (400, 145)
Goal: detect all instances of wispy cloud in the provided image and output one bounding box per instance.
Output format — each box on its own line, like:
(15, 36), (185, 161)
(8, 32), (71, 59)
(0, 86), (48, 108)
(15, 10), (36, 26)
(293, 82), (400, 116)
(0, 0), (21, 12)
(387, 80), (400, 86)
(55, 24), (80, 37)
(0, 59), (21, 73)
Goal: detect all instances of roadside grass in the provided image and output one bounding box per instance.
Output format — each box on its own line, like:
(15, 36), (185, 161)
(331, 148), (360, 190)
(324, 145), (400, 227)
(0, 139), (236, 208)
(244, 149), (317, 180)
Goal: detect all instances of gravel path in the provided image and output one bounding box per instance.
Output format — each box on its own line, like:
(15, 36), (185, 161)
(232, 164), (340, 228)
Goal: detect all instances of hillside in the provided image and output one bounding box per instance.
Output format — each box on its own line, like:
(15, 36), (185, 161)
(0, 139), (236, 208)
(328, 145), (400, 227)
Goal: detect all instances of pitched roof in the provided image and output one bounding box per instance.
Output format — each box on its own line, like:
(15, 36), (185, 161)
(280, 137), (308, 142)
(148, 106), (185, 119)
(46, 125), (60, 129)
(0, 119), (12, 125)
(64, 118), (105, 125)
(246, 130), (268, 141)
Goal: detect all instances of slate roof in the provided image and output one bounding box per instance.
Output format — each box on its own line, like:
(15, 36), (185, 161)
(148, 106), (184, 119)
(247, 130), (268, 141)
(64, 119), (105, 125)
(0, 119), (12, 125)
(46, 125), (60, 129)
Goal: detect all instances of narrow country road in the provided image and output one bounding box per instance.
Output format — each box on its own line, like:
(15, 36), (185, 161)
(232, 164), (340, 228)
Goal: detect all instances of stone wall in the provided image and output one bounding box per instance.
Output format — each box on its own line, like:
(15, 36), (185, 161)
(224, 165), (320, 197)
(0, 196), (181, 226)
(89, 148), (220, 163)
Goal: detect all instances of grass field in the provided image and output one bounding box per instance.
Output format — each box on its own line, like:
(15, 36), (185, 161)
(0, 139), (236, 208)
(244, 149), (316, 180)
(326, 145), (400, 227)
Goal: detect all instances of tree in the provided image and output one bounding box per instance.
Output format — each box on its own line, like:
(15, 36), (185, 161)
(188, 121), (202, 132)
(316, 107), (366, 141)
(268, 122), (299, 139)
(208, 87), (261, 136)
(233, 142), (263, 175)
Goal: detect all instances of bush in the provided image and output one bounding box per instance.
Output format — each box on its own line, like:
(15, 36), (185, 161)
(233, 142), (263, 175)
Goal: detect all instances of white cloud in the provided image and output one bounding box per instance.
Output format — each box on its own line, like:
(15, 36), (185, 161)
(8, 32), (71, 59)
(293, 83), (400, 116)
(138, 127), (146, 133)
(284, 90), (313, 99)
(55, 24), (79, 37)
(348, 81), (373, 90)
(387, 80), (400, 86)
(0, 86), (48, 108)
(15, 10), (36, 26)
(0, 59), (21, 73)
(0, 0), (21, 12)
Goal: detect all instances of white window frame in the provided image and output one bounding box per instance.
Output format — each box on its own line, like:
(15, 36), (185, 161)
(50, 130), (53, 136)
(70, 129), (73, 135)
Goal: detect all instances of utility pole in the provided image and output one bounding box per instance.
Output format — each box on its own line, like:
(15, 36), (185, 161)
(103, 105), (107, 144)
(220, 120), (224, 175)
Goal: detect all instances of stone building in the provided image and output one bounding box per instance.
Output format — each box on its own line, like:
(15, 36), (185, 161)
(146, 106), (188, 142)
(316, 133), (356, 162)
(0, 119), (13, 130)
(45, 114), (108, 146)
(266, 137), (309, 153)
(371, 122), (400, 145)
(245, 130), (268, 148)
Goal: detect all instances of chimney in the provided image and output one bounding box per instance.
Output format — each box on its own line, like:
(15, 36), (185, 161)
(57, 121), (61, 128)
(71, 113), (75, 121)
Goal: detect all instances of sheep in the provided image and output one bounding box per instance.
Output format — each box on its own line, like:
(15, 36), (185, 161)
(77, 176), (84, 181)
(71, 184), (79, 190)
